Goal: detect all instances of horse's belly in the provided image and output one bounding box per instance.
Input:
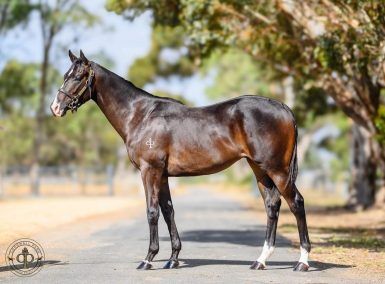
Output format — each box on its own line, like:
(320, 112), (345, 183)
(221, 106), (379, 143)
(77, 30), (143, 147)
(166, 147), (241, 176)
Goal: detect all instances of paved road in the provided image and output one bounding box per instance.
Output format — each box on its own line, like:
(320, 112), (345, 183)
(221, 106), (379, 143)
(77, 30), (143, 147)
(0, 188), (366, 283)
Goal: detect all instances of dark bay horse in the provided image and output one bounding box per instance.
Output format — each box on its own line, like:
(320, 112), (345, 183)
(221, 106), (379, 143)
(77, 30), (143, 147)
(51, 50), (311, 272)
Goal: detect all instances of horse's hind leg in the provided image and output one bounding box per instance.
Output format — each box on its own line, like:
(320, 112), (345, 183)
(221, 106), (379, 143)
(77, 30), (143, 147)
(159, 176), (181, 269)
(269, 172), (311, 272)
(247, 160), (281, 269)
(250, 176), (281, 270)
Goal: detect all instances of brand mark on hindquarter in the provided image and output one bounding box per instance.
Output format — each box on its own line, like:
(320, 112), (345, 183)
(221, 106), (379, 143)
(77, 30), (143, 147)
(146, 138), (154, 149)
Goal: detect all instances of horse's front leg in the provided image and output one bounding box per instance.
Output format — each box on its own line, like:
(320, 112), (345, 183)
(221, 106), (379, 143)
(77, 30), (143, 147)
(137, 166), (162, 270)
(159, 176), (181, 269)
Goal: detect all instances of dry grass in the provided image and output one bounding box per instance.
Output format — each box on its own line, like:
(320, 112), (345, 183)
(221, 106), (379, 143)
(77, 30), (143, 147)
(207, 183), (385, 280)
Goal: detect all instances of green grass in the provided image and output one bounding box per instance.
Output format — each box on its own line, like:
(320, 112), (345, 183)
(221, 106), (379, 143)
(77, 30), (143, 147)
(328, 236), (385, 250)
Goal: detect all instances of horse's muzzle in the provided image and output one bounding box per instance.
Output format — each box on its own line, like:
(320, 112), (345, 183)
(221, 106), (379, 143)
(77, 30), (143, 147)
(50, 97), (67, 117)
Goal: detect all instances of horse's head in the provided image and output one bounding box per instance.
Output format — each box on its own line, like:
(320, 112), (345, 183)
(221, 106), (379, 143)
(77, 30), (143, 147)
(50, 50), (94, 117)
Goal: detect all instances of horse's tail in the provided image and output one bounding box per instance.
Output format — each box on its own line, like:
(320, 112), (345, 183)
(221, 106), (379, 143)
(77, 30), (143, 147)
(288, 123), (298, 187)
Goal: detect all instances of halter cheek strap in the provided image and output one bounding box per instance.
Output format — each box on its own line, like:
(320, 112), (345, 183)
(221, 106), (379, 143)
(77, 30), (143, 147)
(58, 68), (95, 112)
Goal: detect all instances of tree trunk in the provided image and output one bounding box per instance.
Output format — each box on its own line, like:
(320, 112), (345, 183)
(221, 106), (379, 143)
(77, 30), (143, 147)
(347, 124), (377, 209)
(30, 28), (53, 196)
(373, 135), (385, 207)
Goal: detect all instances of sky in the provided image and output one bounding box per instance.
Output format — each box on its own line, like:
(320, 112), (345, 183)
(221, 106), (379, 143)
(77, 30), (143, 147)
(0, 0), (210, 106)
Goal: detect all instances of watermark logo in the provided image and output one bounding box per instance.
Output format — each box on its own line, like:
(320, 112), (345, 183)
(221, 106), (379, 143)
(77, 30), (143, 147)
(5, 238), (45, 277)
(146, 138), (154, 149)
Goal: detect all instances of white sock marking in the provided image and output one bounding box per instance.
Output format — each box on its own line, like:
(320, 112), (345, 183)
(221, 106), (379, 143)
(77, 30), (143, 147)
(298, 246), (309, 266)
(257, 241), (275, 266)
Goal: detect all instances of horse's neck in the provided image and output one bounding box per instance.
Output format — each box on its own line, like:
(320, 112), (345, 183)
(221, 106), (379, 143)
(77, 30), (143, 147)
(92, 63), (151, 141)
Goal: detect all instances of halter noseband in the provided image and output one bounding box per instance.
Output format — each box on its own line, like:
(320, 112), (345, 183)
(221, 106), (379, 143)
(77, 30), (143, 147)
(58, 68), (95, 112)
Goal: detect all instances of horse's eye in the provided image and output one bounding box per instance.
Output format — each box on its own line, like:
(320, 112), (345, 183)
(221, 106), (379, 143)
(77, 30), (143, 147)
(74, 76), (81, 81)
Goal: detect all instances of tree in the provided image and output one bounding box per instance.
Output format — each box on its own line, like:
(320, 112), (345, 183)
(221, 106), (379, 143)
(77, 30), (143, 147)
(0, 0), (35, 33)
(0, 57), (120, 170)
(127, 25), (195, 103)
(128, 26), (194, 86)
(2, 0), (97, 195)
(107, 0), (385, 208)
(0, 60), (38, 115)
(202, 49), (271, 101)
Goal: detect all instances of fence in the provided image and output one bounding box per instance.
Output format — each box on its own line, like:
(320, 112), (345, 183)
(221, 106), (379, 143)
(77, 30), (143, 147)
(0, 165), (142, 197)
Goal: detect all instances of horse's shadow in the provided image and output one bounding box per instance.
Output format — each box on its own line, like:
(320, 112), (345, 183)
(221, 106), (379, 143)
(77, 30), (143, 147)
(160, 228), (352, 271)
(0, 260), (65, 273)
(169, 259), (353, 272)
(164, 228), (290, 248)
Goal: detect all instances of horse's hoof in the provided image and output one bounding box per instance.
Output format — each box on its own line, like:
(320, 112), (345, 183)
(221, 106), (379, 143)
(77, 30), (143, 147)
(137, 260), (152, 270)
(163, 259), (179, 269)
(250, 261), (265, 270)
(293, 262), (309, 272)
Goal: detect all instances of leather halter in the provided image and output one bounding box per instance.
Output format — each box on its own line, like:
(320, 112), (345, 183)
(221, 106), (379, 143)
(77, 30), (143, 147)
(58, 68), (95, 112)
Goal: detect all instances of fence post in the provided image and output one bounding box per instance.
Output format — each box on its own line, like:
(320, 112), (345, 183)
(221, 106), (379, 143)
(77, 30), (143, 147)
(106, 164), (114, 196)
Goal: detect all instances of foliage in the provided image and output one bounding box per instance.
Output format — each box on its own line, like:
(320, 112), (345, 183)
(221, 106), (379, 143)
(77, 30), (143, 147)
(323, 114), (351, 181)
(202, 49), (271, 100)
(0, 0), (35, 32)
(107, 0), (385, 130)
(0, 60), (38, 114)
(375, 104), (385, 146)
(44, 103), (120, 167)
(128, 25), (195, 88)
(0, 1), (121, 168)
(0, 59), (120, 167)
(108, 0), (385, 207)
(0, 104), (120, 167)
(0, 114), (34, 166)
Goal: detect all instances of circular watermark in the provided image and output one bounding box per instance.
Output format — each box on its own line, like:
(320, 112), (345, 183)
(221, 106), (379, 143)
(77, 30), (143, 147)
(5, 238), (45, 277)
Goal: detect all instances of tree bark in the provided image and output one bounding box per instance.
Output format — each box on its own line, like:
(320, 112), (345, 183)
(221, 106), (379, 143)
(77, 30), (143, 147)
(347, 124), (377, 209)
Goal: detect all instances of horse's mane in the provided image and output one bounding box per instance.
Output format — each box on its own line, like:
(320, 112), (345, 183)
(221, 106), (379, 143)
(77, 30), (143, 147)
(93, 62), (185, 105)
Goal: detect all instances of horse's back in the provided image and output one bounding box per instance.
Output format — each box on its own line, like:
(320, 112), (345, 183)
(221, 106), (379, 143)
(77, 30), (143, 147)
(184, 95), (295, 122)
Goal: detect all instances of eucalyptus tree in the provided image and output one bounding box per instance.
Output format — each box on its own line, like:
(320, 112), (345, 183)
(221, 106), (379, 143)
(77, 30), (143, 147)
(107, 0), (385, 208)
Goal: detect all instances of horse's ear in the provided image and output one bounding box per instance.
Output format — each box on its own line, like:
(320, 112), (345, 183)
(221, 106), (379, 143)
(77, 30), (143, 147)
(79, 49), (89, 65)
(68, 50), (77, 63)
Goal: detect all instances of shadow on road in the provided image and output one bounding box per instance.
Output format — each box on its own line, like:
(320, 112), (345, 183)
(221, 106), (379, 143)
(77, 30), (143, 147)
(0, 260), (65, 273)
(177, 229), (290, 247)
(173, 259), (352, 271)
(165, 229), (353, 271)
